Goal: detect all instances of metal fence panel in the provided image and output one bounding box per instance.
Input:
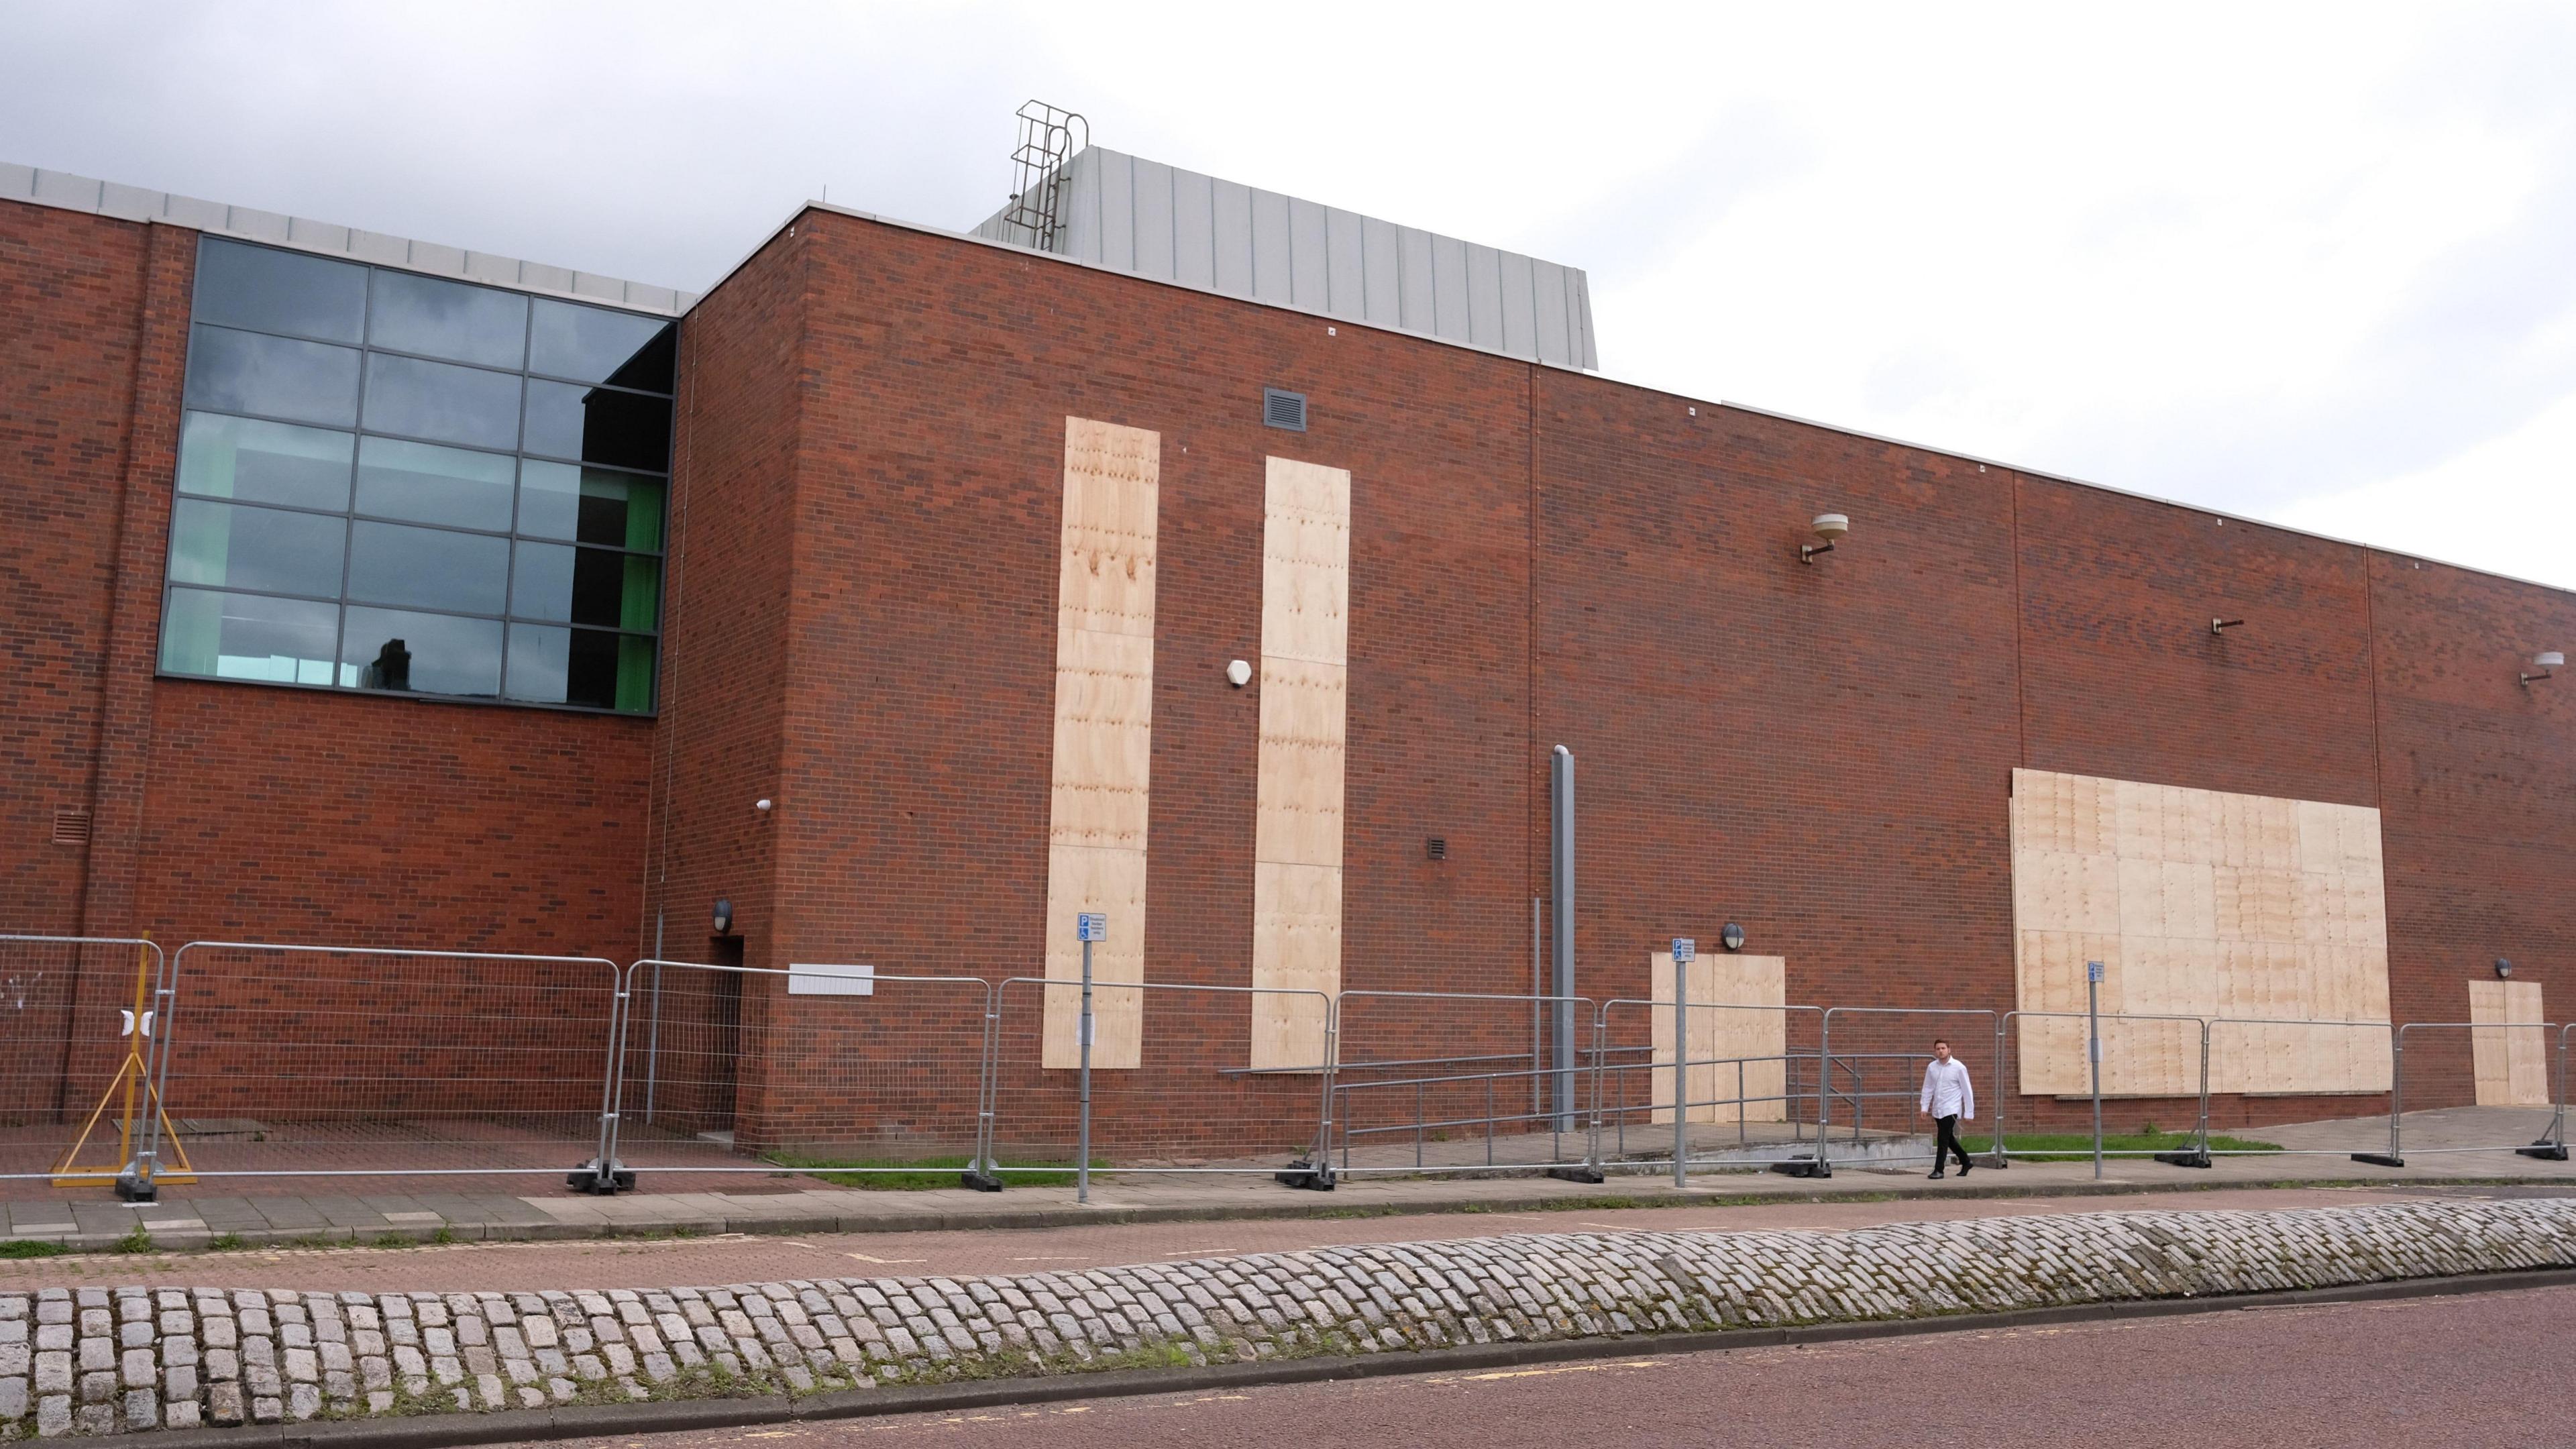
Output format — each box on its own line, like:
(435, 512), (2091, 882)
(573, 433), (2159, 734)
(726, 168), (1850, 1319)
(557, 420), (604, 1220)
(0, 936), (170, 1186)
(150, 942), (621, 1181)
(2203, 1017), (2397, 1161)
(1816, 1006), (2001, 1169)
(1996, 1010), (2212, 1164)
(2385, 1020), (2567, 1162)
(1327, 990), (1598, 1175)
(606, 961), (996, 1178)
(1587, 998), (1826, 1174)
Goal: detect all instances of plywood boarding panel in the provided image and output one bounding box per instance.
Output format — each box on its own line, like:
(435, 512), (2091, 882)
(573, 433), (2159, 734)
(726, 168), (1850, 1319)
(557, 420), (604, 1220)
(1651, 955), (1788, 1125)
(2010, 769), (2392, 1099)
(2469, 979), (2548, 1107)
(1042, 418), (1160, 1070)
(1248, 457), (1353, 1070)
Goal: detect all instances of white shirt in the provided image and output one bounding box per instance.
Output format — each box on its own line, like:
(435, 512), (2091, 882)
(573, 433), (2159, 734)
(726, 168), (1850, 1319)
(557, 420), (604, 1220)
(1921, 1057), (1974, 1120)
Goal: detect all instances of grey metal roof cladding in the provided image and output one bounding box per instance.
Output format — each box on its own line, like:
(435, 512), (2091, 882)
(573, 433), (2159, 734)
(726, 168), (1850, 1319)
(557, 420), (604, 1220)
(0, 160), (696, 315)
(973, 147), (1599, 371)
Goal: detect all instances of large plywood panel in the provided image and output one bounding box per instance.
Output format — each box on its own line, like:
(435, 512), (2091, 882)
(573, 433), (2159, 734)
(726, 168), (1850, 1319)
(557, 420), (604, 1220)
(2469, 979), (2548, 1107)
(2011, 769), (2392, 1099)
(1651, 955), (1788, 1126)
(1249, 457), (1353, 1069)
(1042, 418), (1160, 1070)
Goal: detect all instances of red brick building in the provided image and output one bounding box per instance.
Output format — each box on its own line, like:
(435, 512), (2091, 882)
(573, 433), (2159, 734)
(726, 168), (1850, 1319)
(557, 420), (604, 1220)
(3, 152), (2569, 1163)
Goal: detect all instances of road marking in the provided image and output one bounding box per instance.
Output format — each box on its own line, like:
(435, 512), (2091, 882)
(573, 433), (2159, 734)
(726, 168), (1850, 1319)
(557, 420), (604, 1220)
(844, 1252), (926, 1264)
(1012, 1255), (1088, 1261)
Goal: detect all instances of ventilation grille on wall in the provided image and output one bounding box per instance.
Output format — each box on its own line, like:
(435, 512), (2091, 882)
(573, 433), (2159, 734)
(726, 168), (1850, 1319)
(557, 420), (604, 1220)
(52, 807), (91, 847)
(1263, 388), (1307, 432)
(1426, 837), (1447, 861)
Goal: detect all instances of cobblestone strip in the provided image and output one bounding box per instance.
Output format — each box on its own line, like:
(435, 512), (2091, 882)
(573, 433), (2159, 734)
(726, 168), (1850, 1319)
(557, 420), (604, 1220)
(2, 1199), (2571, 1438)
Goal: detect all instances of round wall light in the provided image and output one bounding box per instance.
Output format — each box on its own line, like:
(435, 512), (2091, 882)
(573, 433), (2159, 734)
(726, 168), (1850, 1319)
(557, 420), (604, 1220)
(1719, 922), (1747, 952)
(1800, 514), (1849, 566)
(1226, 659), (1253, 688)
(2496, 957), (2514, 979)
(712, 898), (734, 936)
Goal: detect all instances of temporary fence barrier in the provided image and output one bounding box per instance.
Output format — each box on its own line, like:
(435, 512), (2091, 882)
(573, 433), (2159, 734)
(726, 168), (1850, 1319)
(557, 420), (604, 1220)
(1993, 1010), (2214, 1170)
(1585, 998), (1826, 1179)
(146, 942), (624, 1186)
(2194, 1016), (2395, 1163)
(2377, 1020), (2568, 1165)
(985, 977), (1335, 1191)
(1324, 991), (1601, 1177)
(0, 936), (174, 1195)
(602, 959), (999, 1185)
(1808, 1006), (2000, 1176)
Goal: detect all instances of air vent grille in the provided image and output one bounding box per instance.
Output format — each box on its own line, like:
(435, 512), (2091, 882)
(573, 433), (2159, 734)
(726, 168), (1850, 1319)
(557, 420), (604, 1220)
(1263, 388), (1308, 432)
(1426, 837), (1447, 861)
(52, 807), (92, 847)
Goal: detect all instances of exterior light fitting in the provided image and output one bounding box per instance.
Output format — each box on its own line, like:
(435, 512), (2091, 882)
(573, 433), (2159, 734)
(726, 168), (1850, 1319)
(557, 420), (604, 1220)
(1719, 922), (1747, 953)
(2522, 651), (2563, 687)
(2496, 957), (2514, 979)
(1801, 513), (1848, 565)
(712, 898), (733, 936)
(2210, 617), (2246, 635)
(1226, 659), (1252, 687)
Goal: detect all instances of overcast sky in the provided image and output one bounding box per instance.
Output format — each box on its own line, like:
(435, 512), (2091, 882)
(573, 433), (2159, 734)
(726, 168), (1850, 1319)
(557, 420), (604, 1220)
(10, 3), (2573, 590)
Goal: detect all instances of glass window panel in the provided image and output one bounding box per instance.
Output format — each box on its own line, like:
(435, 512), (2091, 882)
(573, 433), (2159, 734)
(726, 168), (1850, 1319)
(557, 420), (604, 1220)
(506, 625), (653, 711)
(368, 270), (527, 370)
(516, 462), (663, 547)
(339, 606), (502, 698)
(354, 436), (515, 531)
(176, 413), (353, 511)
(184, 325), (362, 427)
(168, 498), (347, 598)
(522, 380), (670, 472)
(160, 588), (340, 686)
(345, 521), (508, 614)
(511, 543), (661, 629)
(362, 352), (523, 451)
(191, 237), (366, 344)
(528, 299), (675, 391)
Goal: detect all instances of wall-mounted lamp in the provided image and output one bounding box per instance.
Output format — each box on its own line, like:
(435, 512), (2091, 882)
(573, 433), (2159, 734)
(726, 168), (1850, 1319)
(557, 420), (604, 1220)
(712, 898), (734, 936)
(1226, 659), (1252, 688)
(2521, 651), (2563, 687)
(1800, 513), (1849, 565)
(2496, 957), (2514, 979)
(2210, 617), (2247, 636)
(754, 798), (773, 814)
(1719, 922), (1747, 953)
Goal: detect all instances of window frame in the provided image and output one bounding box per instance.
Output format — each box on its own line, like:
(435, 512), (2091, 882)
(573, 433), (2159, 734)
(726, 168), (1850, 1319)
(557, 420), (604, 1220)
(158, 237), (675, 717)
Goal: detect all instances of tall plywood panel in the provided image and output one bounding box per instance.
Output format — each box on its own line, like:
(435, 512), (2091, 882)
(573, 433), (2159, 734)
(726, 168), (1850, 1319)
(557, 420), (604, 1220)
(1042, 418), (1159, 1069)
(1248, 457), (1351, 1070)
(1650, 955), (1789, 1126)
(2010, 769), (2393, 1098)
(2469, 979), (2548, 1107)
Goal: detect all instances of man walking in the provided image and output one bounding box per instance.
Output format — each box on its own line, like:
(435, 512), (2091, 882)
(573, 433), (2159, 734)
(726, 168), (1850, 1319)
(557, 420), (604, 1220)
(1919, 1038), (1975, 1179)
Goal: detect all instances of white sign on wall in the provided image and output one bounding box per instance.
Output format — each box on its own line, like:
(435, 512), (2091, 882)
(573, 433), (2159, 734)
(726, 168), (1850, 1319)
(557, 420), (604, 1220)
(788, 963), (876, 997)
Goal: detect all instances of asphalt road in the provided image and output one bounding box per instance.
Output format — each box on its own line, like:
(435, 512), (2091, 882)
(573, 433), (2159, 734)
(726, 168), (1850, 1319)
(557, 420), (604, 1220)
(4, 1184), (2541, 1291)
(532, 1282), (2576, 1449)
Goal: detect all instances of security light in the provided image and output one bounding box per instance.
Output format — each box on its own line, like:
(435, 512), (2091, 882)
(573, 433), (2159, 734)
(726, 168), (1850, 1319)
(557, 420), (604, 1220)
(2522, 651), (2563, 687)
(2496, 958), (2514, 979)
(712, 898), (733, 936)
(2211, 617), (2246, 635)
(1226, 659), (1252, 687)
(1800, 513), (1849, 565)
(1720, 922), (1747, 952)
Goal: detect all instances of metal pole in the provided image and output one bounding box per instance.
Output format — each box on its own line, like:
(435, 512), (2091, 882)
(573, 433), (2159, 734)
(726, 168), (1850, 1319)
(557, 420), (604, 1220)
(1672, 947), (1688, 1190)
(1550, 747), (1575, 1129)
(2387, 1026), (2404, 1163)
(2088, 963), (2104, 1181)
(1078, 935), (1093, 1205)
(645, 908), (663, 1124)
(1532, 898), (1543, 1124)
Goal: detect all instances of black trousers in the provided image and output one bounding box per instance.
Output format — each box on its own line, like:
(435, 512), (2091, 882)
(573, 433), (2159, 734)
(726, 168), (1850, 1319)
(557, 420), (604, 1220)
(1935, 1114), (1972, 1169)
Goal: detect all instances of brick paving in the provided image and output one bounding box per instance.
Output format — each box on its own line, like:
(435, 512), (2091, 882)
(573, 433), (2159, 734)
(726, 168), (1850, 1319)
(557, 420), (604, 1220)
(1, 1197), (2571, 1439)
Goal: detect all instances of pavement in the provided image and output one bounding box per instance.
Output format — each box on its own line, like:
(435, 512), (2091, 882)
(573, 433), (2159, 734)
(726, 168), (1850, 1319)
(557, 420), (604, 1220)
(2, 1104), (2566, 1253)
(527, 1283), (2576, 1449)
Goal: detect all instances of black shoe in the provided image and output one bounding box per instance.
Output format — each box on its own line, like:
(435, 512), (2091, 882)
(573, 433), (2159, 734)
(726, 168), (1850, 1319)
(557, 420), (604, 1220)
(1928, 1169), (1945, 1179)
(1959, 1160), (1973, 1176)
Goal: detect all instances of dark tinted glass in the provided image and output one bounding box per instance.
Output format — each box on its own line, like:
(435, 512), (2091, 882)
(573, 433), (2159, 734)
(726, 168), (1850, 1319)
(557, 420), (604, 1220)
(345, 521), (508, 614)
(160, 588), (341, 684)
(368, 270), (529, 370)
(361, 353), (523, 451)
(340, 606), (502, 697)
(192, 237), (366, 344)
(523, 380), (669, 471)
(354, 437), (515, 531)
(516, 462), (664, 547)
(185, 325), (362, 427)
(506, 624), (653, 712)
(529, 299), (675, 390)
(176, 413), (354, 511)
(167, 499), (347, 598)
(511, 543), (661, 628)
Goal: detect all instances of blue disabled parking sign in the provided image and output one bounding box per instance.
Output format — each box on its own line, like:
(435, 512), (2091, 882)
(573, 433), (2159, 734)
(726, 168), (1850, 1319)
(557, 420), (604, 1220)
(1078, 912), (1107, 943)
